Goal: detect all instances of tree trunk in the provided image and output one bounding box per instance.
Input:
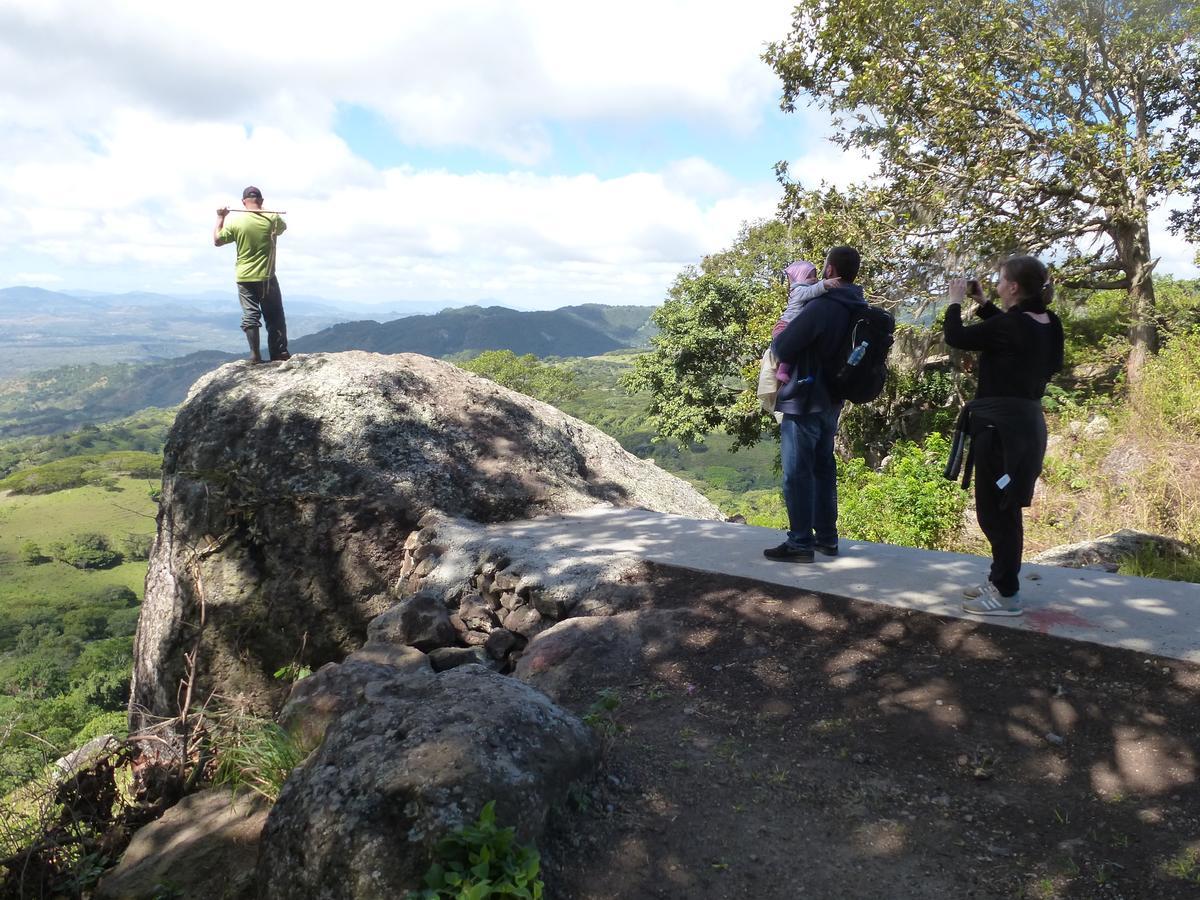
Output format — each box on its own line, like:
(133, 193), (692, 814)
(1118, 219), (1158, 385)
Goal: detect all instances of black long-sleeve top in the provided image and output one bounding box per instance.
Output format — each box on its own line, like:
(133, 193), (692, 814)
(943, 301), (1065, 399)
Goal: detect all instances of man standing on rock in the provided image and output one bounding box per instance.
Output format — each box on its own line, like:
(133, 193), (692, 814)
(214, 186), (290, 363)
(764, 245), (865, 563)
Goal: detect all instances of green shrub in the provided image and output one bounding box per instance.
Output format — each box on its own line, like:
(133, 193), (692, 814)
(1117, 545), (1200, 584)
(461, 351), (579, 406)
(54, 533), (121, 570)
(413, 801), (543, 900)
(1136, 328), (1200, 433)
(838, 434), (968, 550)
(61, 607), (111, 641)
(119, 532), (154, 561)
(210, 715), (305, 802)
(19, 541), (47, 565)
(0, 451), (163, 495)
(840, 364), (961, 463)
(106, 606), (142, 638)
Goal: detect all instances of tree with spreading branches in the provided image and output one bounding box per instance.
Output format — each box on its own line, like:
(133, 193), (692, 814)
(765, 0), (1200, 381)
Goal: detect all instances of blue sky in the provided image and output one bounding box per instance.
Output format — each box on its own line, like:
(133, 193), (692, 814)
(0, 0), (1194, 312)
(334, 102), (811, 184)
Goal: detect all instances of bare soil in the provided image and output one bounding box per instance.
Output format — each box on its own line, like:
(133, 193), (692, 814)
(539, 563), (1200, 899)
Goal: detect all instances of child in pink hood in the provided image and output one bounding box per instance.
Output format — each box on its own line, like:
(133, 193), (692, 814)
(772, 260), (842, 383)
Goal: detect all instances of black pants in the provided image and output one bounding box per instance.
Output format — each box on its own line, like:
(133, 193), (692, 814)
(973, 429), (1023, 597)
(238, 276), (289, 360)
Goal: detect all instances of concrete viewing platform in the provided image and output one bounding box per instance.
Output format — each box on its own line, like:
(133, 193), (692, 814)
(499, 507), (1200, 665)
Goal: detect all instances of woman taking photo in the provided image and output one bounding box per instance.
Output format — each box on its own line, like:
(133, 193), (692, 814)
(943, 256), (1065, 616)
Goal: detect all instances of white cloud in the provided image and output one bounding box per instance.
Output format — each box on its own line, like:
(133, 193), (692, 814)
(0, 0), (1193, 315)
(0, 0), (793, 161)
(0, 0), (801, 307)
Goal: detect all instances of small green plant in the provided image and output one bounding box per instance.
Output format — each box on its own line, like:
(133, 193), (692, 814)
(412, 801), (543, 899)
(582, 689), (624, 740)
(1117, 545), (1200, 584)
(272, 662), (313, 683)
(19, 541), (48, 565)
(1162, 846), (1200, 882)
(210, 715), (305, 802)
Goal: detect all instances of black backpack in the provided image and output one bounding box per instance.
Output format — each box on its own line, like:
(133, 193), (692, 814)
(827, 297), (895, 404)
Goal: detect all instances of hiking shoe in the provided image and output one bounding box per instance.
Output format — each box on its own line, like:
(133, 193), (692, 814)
(814, 543), (839, 557)
(763, 542), (815, 563)
(962, 583), (986, 599)
(961, 583), (1023, 617)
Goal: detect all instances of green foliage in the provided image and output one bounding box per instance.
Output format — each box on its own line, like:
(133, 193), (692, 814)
(0, 476), (150, 795)
(622, 270), (776, 448)
(51, 533), (122, 570)
(413, 801), (543, 900)
(838, 435), (968, 550)
(272, 662), (313, 683)
(1117, 546), (1200, 584)
(19, 541), (47, 565)
(119, 532), (154, 562)
(765, 0), (1200, 367)
(582, 689), (625, 742)
(622, 189), (944, 453)
(0, 451), (162, 495)
(840, 362), (963, 463)
(706, 488), (787, 529)
(460, 351), (580, 406)
(210, 715), (305, 802)
(1135, 328), (1200, 433)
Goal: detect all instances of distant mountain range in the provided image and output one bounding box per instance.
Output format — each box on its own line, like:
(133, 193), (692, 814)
(291, 304), (656, 358)
(0, 300), (656, 439)
(0, 286), (350, 379)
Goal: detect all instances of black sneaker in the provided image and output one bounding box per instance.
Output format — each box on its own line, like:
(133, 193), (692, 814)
(814, 543), (839, 557)
(763, 542), (815, 563)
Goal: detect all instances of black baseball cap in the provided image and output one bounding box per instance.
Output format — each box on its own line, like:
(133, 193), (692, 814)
(242, 186), (263, 200)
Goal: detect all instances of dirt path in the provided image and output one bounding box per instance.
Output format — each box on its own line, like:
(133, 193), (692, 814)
(539, 564), (1200, 899)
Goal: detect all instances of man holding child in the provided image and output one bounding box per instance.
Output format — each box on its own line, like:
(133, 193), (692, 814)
(764, 245), (867, 563)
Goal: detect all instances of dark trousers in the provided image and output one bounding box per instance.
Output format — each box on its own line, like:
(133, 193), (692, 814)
(973, 429), (1023, 597)
(238, 276), (289, 360)
(780, 408), (841, 549)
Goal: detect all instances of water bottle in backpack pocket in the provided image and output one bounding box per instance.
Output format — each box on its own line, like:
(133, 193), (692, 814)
(829, 300), (895, 404)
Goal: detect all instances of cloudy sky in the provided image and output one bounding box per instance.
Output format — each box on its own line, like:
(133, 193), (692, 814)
(1, 0), (1196, 312)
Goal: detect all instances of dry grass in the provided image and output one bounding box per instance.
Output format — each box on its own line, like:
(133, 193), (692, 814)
(1025, 403), (1200, 554)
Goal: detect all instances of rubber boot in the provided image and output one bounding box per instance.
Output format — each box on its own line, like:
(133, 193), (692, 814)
(245, 327), (263, 364)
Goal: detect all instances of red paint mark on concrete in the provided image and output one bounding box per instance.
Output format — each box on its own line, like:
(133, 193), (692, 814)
(1026, 607), (1093, 633)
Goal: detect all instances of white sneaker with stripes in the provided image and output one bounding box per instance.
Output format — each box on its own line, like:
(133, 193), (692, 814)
(961, 582), (1023, 617)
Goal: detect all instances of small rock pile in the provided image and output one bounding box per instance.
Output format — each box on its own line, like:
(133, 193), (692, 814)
(385, 511), (652, 674)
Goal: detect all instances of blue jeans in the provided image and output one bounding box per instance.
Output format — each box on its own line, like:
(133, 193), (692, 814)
(780, 409), (840, 549)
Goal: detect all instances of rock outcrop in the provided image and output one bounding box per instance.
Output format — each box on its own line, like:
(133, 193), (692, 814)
(1032, 528), (1193, 572)
(94, 789), (268, 900)
(257, 664), (598, 899)
(131, 352), (720, 726)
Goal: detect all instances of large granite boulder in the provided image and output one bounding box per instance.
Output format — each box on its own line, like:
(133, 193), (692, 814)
(256, 664), (598, 899)
(1031, 528), (1193, 572)
(94, 789), (268, 900)
(130, 352), (720, 726)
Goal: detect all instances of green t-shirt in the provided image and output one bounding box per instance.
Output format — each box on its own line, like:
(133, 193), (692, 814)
(216, 213), (287, 282)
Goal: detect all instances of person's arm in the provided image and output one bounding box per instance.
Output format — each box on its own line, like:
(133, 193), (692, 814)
(772, 300), (825, 363)
(942, 278), (1009, 352)
(273, 214), (287, 236)
(214, 208), (231, 247)
(789, 277), (839, 303)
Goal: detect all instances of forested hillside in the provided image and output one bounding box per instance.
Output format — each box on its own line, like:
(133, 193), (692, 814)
(290, 303), (655, 357)
(0, 305), (656, 440)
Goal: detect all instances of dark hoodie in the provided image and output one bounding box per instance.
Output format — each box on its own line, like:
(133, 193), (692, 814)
(771, 284), (866, 415)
